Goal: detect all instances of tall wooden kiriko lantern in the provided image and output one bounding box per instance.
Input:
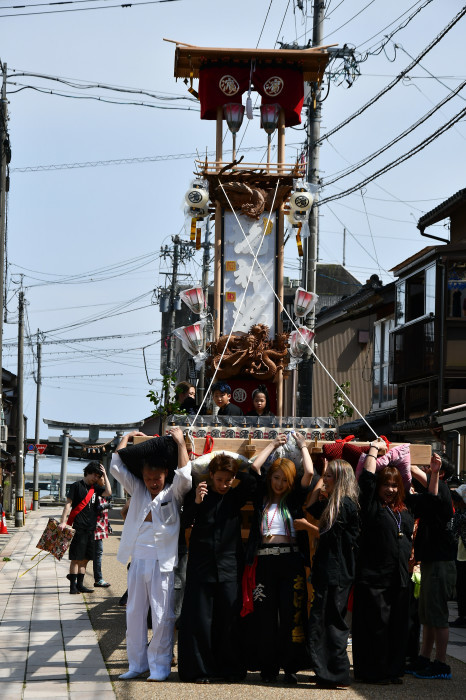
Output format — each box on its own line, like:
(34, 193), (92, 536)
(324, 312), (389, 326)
(169, 41), (330, 416)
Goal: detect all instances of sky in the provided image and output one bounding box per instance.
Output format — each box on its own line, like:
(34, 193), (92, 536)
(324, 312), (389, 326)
(0, 0), (465, 438)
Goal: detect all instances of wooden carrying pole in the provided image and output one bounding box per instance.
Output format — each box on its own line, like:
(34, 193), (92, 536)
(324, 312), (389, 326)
(214, 106), (223, 339)
(276, 109), (286, 416)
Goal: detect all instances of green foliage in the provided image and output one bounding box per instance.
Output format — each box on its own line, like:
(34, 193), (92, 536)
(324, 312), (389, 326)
(329, 381), (354, 421)
(146, 371), (186, 420)
(3, 557), (11, 562)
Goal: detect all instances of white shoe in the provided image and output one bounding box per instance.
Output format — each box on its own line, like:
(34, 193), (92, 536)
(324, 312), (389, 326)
(147, 673), (170, 682)
(119, 669), (148, 680)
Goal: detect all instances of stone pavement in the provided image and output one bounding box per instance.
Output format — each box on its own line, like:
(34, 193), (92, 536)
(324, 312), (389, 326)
(1, 506), (466, 700)
(0, 507), (115, 700)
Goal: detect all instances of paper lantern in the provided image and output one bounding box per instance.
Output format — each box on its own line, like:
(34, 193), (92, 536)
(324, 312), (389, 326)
(180, 287), (206, 315)
(294, 287), (318, 318)
(173, 321), (207, 369)
(185, 180), (209, 209)
(288, 327), (315, 369)
(260, 103), (281, 134)
(289, 190), (313, 211)
(223, 103), (245, 134)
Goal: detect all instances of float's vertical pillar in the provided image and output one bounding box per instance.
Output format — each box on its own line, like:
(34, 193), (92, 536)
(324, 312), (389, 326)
(59, 429), (70, 500)
(276, 109), (286, 417)
(214, 106), (223, 339)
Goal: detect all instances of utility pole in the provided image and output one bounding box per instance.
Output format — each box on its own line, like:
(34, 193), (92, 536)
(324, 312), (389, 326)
(197, 217), (213, 406)
(15, 290), (24, 528)
(298, 0), (325, 416)
(166, 234), (181, 374)
(32, 331), (42, 511)
(0, 62), (10, 451)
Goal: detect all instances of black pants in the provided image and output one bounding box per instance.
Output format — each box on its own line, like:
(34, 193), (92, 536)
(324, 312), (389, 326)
(178, 572), (244, 681)
(307, 583), (352, 685)
(352, 582), (409, 682)
(406, 577), (420, 661)
(252, 551), (308, 677)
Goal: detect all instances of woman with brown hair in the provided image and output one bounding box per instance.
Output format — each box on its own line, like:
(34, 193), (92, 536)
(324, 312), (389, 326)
(177, 453), (255, 683)
(244, 432), (314, 685)
(352, 439), (414, 685)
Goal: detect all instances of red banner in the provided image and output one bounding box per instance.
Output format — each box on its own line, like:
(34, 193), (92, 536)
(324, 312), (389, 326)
(198, 64), (304, 126)
(199, 65), (250, 120)
(253, 66), (304, 127)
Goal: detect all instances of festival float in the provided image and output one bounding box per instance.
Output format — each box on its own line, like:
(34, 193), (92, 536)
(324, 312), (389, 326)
(138, 40), (431, 482)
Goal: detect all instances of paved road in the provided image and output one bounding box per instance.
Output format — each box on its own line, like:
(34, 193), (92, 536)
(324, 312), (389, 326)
(87, 507), (466, 700)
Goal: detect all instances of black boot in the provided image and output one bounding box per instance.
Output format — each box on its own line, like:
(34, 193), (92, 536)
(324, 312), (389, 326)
(67, 573), (78, 595)
(76, 573), (94, 593)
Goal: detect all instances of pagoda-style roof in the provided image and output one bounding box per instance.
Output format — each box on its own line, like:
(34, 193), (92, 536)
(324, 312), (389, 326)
(168, 40), (332, 82)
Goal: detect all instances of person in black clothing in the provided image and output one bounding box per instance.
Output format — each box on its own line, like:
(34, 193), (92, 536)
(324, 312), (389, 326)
(211, 381), (243, 416)
(246, 384), (275, 418)
(406, 454), (456, 680)
(176, 381), (198, 415)
(352, 439), (414, 685)
(177, 453), (255, 683)
(306, 459), (359, 689)
(58, 461), (112, 594)
(243, 432), (313, 685)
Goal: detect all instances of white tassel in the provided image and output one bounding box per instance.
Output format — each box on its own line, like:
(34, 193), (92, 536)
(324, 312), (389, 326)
(246, 94), (253, 120)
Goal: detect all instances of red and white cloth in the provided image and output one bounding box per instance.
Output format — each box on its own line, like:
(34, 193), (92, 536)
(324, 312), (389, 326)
(94, 498), (110, 540)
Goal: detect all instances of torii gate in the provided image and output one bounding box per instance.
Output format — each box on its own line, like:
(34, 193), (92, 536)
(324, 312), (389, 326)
(42, 419), (143, 499)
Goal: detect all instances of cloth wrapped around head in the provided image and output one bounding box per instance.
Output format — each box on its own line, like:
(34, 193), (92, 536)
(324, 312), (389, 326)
(117, 436), (179, 483)
(355, 443), (412, 488)
(190, 450), (250, 485)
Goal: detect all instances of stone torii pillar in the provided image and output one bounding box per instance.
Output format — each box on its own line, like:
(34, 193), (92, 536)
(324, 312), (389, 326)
(43, 419), (143, 501)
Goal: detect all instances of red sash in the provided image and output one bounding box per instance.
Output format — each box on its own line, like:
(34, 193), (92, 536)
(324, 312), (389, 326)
(67, 487), (95, 526)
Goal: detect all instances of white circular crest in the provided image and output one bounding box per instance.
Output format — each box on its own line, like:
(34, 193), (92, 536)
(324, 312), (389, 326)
(263, 76), (284, 97)
(219, 75), (240, 96)
(232, 388), (247, 403)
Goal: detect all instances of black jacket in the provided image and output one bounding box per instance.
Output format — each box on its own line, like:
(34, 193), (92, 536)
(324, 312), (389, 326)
(307, 496), (359, 589)
(356, 470), (413, 588)
(406, 479), (455, 562)
(218, 403), (243, 416)
(182, 470), (255, 582)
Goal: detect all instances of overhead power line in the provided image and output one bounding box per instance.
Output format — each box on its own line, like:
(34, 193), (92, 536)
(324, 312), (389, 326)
(317, 4), (466, 145)
(319, 105), (466, 206)
(11, 143), (301, 173)
(0, 0), (182, 18)
(5, 330), (160, 347)
(323, 78), (466, 186)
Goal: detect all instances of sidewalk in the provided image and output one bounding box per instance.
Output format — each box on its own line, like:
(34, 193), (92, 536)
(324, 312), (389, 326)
(0, 508), (115, 700)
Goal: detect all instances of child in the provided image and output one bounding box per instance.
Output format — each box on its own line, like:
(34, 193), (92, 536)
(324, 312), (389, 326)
(178, 453), (255, 682)
(110, 427), (191, 682)
(246, 384), (275, 417)
(211, 381), (243, 416)
(245, 432), (314, 684)
(306, 459), (359, 689)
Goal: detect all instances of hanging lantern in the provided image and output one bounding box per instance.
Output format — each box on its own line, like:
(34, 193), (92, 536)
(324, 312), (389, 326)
(185, 180), (209, 209)
(288, 326), (315, 369)
(289, 190), (313, 211)
(223, 103), (245, 134)
(180, 287), (206, 315)
(294, 287), (318, 318)
(287, 210), (308, 226)
(260, 103), (281, 134)
(173, 320), (208, 369)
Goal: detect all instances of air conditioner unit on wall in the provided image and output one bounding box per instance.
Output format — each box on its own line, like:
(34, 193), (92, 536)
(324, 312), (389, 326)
(0, 424), (8, 442)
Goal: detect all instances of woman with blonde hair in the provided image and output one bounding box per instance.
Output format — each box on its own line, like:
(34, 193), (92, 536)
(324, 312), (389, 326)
(306, 459), (359, 689)
(244, 432), (314, 685)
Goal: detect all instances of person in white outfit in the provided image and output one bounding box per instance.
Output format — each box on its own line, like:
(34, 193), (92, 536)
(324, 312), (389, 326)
(110, 427), (191, 682)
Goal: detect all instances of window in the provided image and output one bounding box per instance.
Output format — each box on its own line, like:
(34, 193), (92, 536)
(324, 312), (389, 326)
(372, 318), (397, 409)
(390, 319), (436, 383)
(447, 261), (466, 319)
(395, 264), (436, 326)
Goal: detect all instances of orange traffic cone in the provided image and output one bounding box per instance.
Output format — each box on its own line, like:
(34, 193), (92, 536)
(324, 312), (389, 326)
(30, 499), (34, 511)
(24, 504), (27, 516)
(0, 510), (8, 534)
